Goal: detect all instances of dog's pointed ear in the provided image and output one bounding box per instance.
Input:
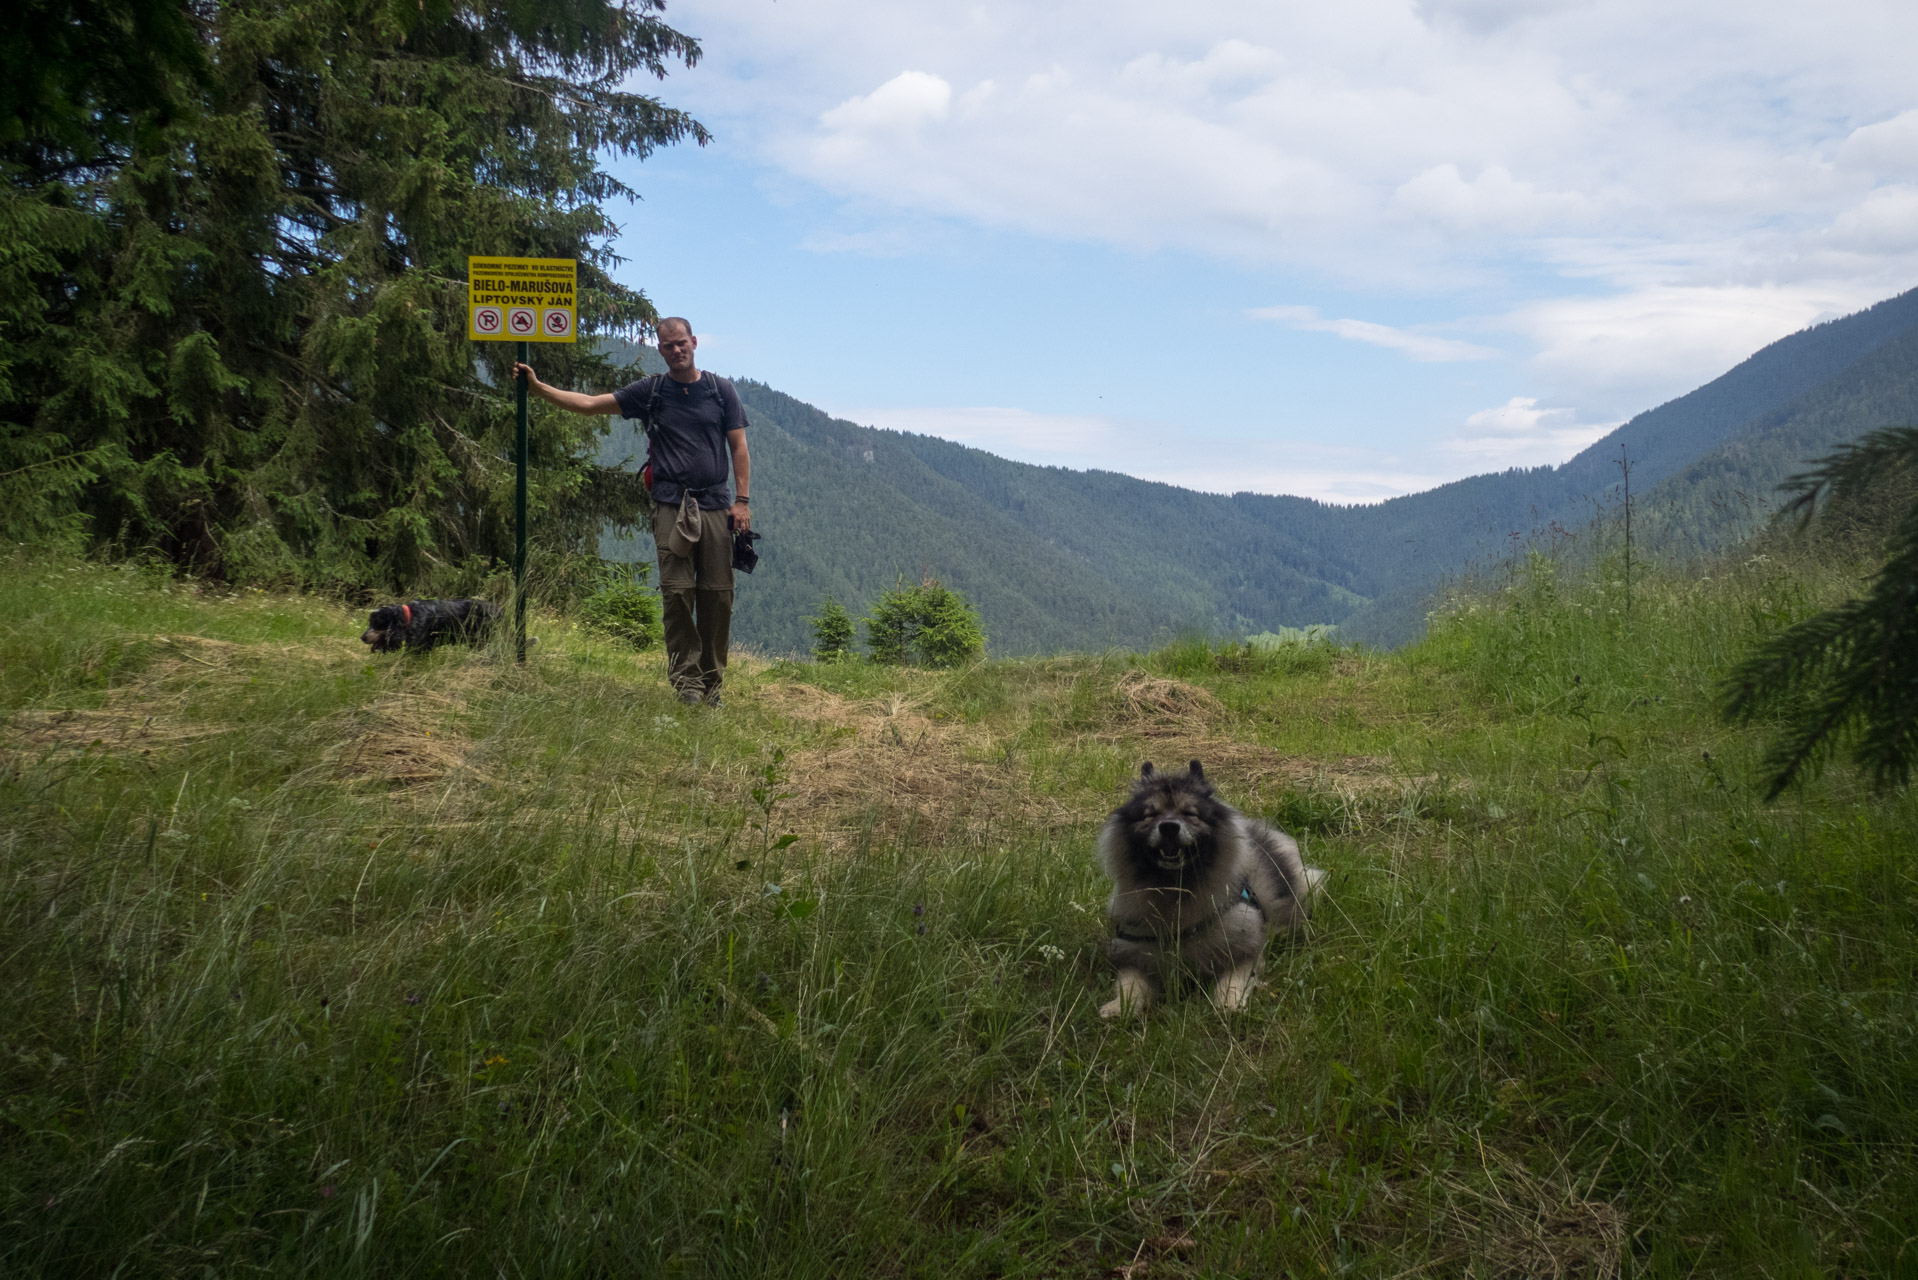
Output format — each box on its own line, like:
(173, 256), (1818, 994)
(1188, 759), (1205, 781)
(1140, 761), (1154, 779)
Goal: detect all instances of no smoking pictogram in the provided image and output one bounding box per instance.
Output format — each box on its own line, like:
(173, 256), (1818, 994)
(541, 308), (573, 338)
(507, 307), (537, 336)
(471, 305), (503, 335)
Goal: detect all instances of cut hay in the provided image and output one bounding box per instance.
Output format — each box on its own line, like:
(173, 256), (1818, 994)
(2, 642), (241, 764)
(758, 681), (1075, 849)
(330, 694), (481, 788)
(1418, 1142), (1626, 1279)
(327, 665), (493, 790)
(4, 705), (220, 760)
(1109, 670), (1224, 737)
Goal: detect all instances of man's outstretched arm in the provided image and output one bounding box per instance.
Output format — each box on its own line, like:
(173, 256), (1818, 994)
(512, 363), (620, 415)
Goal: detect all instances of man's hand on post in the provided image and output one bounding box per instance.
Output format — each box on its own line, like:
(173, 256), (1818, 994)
(512, 361), (536, 389)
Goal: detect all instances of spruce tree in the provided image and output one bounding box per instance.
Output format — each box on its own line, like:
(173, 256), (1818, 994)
(808, 596), (856, 663)
(1722, 426), (1918, 797)
(864, 576), (986, 668)
(2, 0), (706, 596)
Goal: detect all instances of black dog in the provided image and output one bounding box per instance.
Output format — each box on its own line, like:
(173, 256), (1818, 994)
(360, 599), (502, 653)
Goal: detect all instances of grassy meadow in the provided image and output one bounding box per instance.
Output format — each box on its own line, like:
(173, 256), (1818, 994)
(2, 550), (1916, 1276)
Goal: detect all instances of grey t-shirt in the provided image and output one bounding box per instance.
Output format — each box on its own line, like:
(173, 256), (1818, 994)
(612, 372), (746, 509)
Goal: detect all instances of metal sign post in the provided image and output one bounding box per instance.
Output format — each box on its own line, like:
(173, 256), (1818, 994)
(466, 255), (578, 664)
(515, 338), (529, 662)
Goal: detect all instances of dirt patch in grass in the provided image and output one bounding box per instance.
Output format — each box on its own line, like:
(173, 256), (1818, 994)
(758, 681), (1077, 849)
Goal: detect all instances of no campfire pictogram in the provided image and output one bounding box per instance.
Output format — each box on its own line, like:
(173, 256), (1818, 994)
(466, 256), (577, 343)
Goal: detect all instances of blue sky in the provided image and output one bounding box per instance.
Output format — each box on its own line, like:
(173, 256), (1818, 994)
(602, 0), (1918, 503)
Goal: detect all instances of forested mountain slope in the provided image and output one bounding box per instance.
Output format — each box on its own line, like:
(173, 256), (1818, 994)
(1635, 316), (1918, 557)
(598, 286), (1918, 654)
(1327, 286), (1918, 640)
(600, 366), (1366, 654)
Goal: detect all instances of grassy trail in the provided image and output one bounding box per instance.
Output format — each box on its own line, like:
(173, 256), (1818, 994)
(2, 556), (1914, 1276)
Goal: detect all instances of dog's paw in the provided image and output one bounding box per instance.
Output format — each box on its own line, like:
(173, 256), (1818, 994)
(1102, 972), (1153, 1017)
(1211, 965), (1259, 1012)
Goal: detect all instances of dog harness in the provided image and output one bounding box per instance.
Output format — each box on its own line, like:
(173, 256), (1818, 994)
(1113, 878), (1260, 942)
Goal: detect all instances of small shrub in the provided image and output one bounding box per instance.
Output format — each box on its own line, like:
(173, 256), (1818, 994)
(578, 560), (661, 649)
(808, 596), (857, 662)
(865, 575), (986, 668)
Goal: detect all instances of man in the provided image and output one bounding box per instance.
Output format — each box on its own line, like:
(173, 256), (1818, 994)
(514, 317), (751, 706)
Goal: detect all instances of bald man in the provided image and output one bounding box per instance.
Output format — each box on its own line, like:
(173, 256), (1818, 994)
(516, 317), (751, 706)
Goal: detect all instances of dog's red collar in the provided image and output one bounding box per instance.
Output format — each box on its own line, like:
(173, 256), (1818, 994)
(401, 603), (412, 627)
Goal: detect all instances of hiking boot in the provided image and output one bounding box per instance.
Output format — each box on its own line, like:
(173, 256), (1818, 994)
(676, 688), (702, 707)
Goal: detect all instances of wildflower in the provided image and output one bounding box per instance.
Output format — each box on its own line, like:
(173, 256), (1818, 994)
(913, 902), (925, 917)
(916, 922), (927, 936)
(1038, 944), (1065, 962)
(404, 992), (421, 1006)
(319, 1185), (338, 1199)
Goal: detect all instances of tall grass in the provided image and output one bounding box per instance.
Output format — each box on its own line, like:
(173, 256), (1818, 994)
(1, 551), (1915, 1275)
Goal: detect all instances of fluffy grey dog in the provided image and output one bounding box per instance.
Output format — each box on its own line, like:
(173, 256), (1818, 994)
(1098, 760), (1326, 1017)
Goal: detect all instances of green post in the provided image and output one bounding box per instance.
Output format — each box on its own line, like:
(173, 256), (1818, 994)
(515, 339), (529, 663)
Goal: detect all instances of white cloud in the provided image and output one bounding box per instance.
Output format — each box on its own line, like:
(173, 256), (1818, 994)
(1505, 283), (1878, 415)
(1391, 164), (1590, 232)
(1444, 397), (1617, 465)
(1251, 304), (1502, 362)
(848, 405), (1449, 503)
(818, 70), (951, 136)
(1837, 108), (1918, 178)
(645, 0), (1918, 459)
(1822, 185), (1918, 253)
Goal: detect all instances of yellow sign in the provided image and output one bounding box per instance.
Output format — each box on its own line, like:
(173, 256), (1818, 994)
(467, 256), (577, 343)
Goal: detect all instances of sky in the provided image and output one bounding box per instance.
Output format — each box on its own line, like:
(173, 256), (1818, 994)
(602, 0), (1918, 503)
